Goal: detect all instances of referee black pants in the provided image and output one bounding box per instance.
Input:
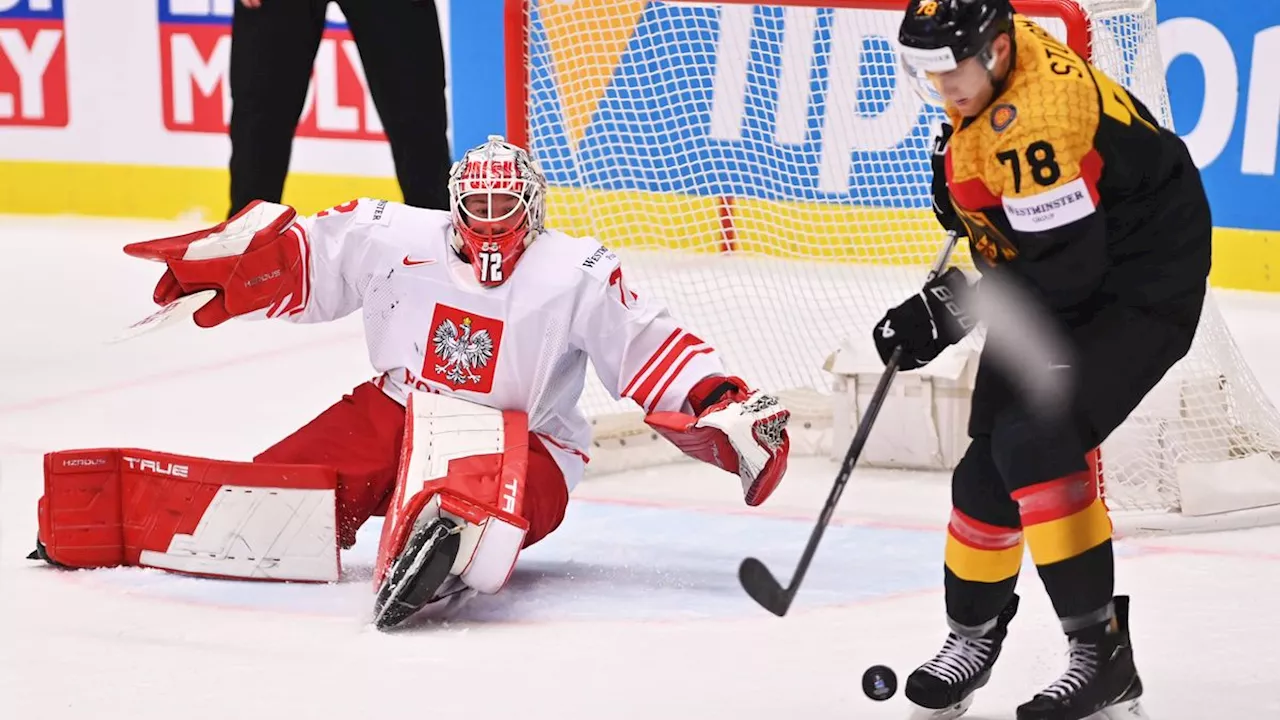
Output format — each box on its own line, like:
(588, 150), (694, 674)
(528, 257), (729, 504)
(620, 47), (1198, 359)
(228, 0), (451, 217)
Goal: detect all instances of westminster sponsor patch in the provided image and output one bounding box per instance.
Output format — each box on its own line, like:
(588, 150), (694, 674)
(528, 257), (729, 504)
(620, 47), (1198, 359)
(1002, 177), (1096, 232)
(355, 198), (393, 226)
(578, 242), (620, 283)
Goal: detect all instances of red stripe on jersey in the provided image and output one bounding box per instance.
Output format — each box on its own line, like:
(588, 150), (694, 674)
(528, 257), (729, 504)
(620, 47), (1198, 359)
(630, 333), (704, 410)
(1079, 149), (1104, 204)
(946, 150), (1000, 212)
(647, 347), (714, 413)
(622, 329), (681, 399)
(949, 176), (1003, 212)
(533, 432), (591, 464)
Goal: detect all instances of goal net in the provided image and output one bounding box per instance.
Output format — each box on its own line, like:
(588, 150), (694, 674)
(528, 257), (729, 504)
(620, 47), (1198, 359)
(506, 0), (1280, 524)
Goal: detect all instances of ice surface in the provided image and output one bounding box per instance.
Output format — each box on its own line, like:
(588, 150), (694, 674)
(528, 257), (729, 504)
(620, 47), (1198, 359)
(1, 215), (1278, 719)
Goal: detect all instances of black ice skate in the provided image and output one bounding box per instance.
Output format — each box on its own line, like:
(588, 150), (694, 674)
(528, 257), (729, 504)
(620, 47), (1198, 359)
(26, 538), (63, 567)
(372, 516), (462, 631)
(1016, 596), (1147, 720)
(906, 594), (1020, 720)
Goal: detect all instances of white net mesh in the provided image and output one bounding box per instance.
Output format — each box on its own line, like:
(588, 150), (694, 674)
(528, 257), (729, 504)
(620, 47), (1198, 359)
(512, 0), (1280, 517)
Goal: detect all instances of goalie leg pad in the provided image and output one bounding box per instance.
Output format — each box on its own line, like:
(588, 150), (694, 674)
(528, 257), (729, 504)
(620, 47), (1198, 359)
(374, 392), (532, 597)
(37, 449), (339, 582)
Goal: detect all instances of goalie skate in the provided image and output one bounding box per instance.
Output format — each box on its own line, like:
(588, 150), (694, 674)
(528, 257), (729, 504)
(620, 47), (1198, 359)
(372, 515), (462, 631)
(27, 538), (63, 567)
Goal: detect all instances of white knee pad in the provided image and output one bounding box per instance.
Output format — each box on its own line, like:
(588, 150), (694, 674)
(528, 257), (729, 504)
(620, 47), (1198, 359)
(374, 392), (530, 595)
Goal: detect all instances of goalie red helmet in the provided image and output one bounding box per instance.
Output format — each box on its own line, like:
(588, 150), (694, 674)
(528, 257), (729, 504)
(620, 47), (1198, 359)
(448, 135), (548, 287)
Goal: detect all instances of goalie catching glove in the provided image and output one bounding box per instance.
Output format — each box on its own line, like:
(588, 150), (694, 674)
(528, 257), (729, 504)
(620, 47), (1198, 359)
(874, 267), (977, 370)
(122, 200), (309, 327)
(645, 375), (791, 506)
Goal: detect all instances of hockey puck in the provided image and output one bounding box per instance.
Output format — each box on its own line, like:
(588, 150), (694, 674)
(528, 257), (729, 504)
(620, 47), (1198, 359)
(861, 665), (897, 701)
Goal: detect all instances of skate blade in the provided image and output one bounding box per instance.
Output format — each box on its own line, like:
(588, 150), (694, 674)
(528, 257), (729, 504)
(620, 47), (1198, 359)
(373, 520), (460, 631)
(1090, 699), (1148, 720)
(909, 695), (974, 720)
(414, 583), (478, 621)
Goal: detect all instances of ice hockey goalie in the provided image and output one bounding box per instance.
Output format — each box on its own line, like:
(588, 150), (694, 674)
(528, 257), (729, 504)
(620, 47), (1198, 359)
(29, 136), (792, 630)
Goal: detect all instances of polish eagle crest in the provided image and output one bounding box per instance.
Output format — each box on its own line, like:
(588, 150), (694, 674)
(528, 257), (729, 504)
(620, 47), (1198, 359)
(432, 316), (495, 386)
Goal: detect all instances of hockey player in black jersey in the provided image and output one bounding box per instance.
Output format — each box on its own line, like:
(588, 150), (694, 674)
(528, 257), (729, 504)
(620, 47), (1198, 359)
(872, 1), (1212, 718)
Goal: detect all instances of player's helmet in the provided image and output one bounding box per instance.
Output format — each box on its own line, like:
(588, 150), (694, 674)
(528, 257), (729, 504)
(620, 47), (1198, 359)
(897, 0), (1015, 105)
(448, 135), (548, 287)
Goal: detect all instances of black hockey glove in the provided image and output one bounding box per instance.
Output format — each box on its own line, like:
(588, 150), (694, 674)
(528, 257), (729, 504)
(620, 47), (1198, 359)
(931, 122), (966, 237)
(873, 267), (976, 370)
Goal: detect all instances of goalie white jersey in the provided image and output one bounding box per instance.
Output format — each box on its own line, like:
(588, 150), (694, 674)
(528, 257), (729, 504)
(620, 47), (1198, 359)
(284, 198), (727, 488)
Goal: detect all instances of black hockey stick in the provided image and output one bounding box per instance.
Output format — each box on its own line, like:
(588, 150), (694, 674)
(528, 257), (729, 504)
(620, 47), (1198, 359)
(739, 231), (961, 617)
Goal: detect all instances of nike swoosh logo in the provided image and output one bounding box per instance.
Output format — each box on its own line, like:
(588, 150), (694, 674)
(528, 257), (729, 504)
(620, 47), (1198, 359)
(402, 256), (436, 267)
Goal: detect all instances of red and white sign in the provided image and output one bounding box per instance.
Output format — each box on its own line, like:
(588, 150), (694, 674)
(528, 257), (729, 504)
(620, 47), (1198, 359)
(158, 0), (386, 140)
(0, 0), (68, 127)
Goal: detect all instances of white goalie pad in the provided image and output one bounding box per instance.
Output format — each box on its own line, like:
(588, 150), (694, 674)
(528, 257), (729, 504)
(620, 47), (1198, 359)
(138, 485), (339, 582)
(39, 448), (340, 583)
(375, 392), (530, 596)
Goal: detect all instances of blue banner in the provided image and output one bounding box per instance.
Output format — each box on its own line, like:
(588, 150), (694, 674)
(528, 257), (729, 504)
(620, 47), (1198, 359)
(0, 0), (63, 20)
(450, 0), (507, 159)
(1159, 1), (1280, 232)
(454, 1), (1280, 230)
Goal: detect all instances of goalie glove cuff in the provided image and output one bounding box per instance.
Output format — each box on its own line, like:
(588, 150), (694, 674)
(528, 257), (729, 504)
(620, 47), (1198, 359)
(685, 374), (751, 415)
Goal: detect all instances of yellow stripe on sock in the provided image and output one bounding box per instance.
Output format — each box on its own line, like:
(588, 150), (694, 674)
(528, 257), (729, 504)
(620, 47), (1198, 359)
(945, 534), (1025, 583)
(1023, 498), (1113, 567)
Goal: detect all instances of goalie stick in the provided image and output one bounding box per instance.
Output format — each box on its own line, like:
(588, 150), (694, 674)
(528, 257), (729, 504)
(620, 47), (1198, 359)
(107, 290), (218, 344)
(739, 231), (961, 617)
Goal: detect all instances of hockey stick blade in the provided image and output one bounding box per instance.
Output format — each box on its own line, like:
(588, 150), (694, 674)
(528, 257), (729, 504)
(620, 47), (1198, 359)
(739, 557), (791, 617)
(735, 231), (961, 615)
(106, 289), (217, 345)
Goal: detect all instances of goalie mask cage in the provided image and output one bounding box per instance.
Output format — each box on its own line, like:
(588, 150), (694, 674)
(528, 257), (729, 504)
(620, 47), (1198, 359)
(505, 0), (1280, 528)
